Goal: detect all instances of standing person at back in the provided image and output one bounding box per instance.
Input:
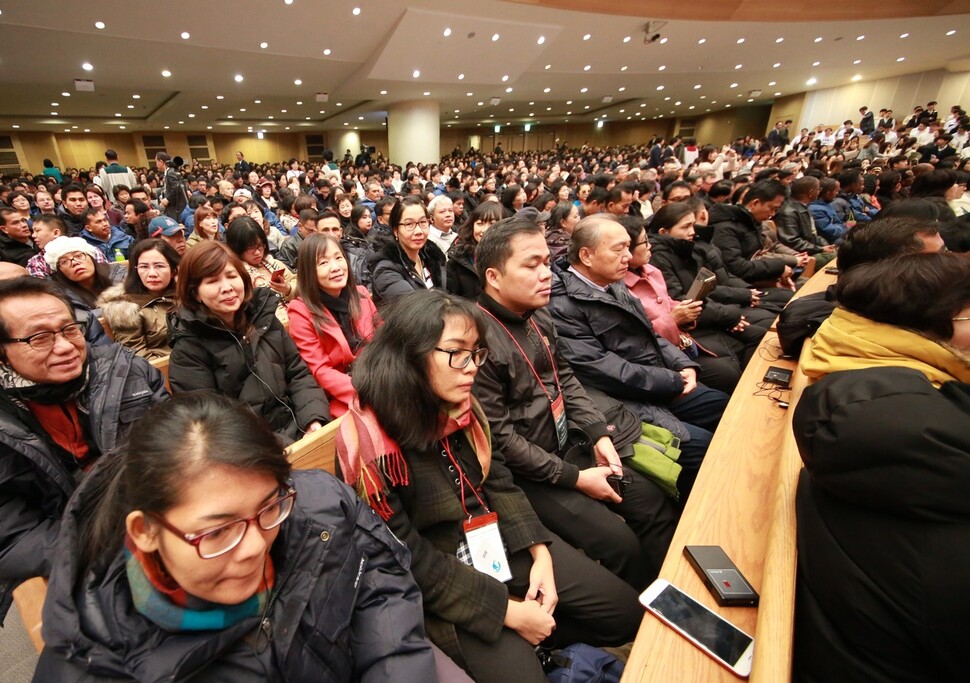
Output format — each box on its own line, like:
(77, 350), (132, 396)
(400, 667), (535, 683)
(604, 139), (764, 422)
(97, 149), (138, 205)
(156, 153), (189, 222)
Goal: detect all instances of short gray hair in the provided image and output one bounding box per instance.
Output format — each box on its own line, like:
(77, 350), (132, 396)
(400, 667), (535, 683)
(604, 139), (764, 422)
(566, 214), (618, 264)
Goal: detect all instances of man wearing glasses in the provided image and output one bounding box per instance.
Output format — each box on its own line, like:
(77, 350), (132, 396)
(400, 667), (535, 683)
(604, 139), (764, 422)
(0, 277), (167, 622)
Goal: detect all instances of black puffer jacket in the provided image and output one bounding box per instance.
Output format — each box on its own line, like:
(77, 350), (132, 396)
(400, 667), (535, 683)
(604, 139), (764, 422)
(168, 287), (330, 444)
(793, 368), (970, 683)
(0, 345), (166, 621)
(34, 469), (438, 682)
(548, 269), (699, 439)
(444, 244), (480, 299)
(709, 203), (788, 283)
(367, 239), (447, 305)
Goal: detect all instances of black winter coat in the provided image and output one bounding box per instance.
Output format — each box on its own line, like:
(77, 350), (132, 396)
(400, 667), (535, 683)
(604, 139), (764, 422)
(444, 244), (480, 299)
(0, 344), (166, 620)
(168, 287), (329, 444)
(547, 269), (699, 440)
(793, 368), (970, 683)
(34, 469), (438, 682)
(367, 238), (447, 305)
(709, 204), (788, 283)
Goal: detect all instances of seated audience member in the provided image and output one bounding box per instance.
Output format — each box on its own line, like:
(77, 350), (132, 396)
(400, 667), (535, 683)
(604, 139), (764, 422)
(369, 196), (447, 304)
(148, 214), (188, 256)
(0, 277), (166, 622)
(28, 215), (109, 279)
(288, 234), (378, 417)
(186, 205), (222, 249)
(620, 216), (742, 393)
(710, 179), (797, 304)
(277, 208), (319, 270)
(168, 242), (329, 445)
(836, 215), (946, 273)
(809, 178), (850, 244)
(226, 216), (296, 324)
(549, 214), (729, 498)
(85, 184), (124, 230)
(473, 219), (678, 588)
(774, 177), (837, 267)
(832, 170), (879, 226)
(446, 201), (504, 299)
(793, 253), (970, 683)
(242, 199), (286, 254)
(35, 393), (441, 681)
(97, 239), (180, 359)
(45, 236), (114, 316)
(338, 289), (642, 683)
(908, 168), (962, 221)
(0, 207), (38, 267)
(545, 200), (581, 261)
(78, 206), (134, 261)
(427, 194), (458, 256)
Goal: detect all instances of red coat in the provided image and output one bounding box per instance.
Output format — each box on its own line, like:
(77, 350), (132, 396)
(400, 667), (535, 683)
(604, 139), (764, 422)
(287, 287), (378, 417)
(623, 265), (683, 347)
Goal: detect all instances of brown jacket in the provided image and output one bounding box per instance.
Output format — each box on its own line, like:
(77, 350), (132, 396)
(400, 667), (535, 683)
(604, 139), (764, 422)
(97, 283), (176, 360)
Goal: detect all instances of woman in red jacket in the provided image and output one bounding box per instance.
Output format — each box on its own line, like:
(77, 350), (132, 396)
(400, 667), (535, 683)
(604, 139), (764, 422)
(288, 233), (379, 416)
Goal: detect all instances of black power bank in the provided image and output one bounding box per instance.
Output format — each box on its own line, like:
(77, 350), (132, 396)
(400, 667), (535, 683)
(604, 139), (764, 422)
(684, 545), (759, 607)
(763, 366), (793, 388)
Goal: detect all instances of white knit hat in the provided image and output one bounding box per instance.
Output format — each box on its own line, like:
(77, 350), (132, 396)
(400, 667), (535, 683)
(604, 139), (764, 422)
(44, 236), (100, 271)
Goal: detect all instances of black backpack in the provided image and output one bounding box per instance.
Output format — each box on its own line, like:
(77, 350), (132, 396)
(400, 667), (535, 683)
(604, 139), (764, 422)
(776, 290), (836, 358)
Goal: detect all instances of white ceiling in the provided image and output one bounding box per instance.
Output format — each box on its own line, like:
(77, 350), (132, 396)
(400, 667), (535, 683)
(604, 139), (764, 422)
(0, 0), (967, 134)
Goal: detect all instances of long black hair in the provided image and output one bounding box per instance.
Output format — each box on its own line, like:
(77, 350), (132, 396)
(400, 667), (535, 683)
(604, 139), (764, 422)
(77, 392), (290, 571)
(294, 233), (364, 333)
(352, 289), (488, 449)
(124, 239), (181, 295)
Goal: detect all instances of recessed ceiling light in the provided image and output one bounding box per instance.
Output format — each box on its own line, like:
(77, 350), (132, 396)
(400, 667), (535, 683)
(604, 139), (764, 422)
(505, 87), (512, 93)
(336, 102), (342, 106)
(545, 64), (551, 70)
(352, 7), (361, 16)
(480, 102), (486, 106)
(853, 59), (862, 64)
(234, 74), (244, 82)
(443, 27), (452, 37)
(306, 116), (311, 120)
(899, 32), (909, 39)
(294, 79), (302, 85)
(217, 95), (224, 99)
(814, 36), (823, 42)
(693, 84), (701, 89)
(730, 83), (738, 88)
(412, 69), (420, 78)
(201, 105), (208, 109)
(492, 33), (500, 42)
(51, 102), (59, 106)
(423, 91), (431, 96)
(623, 36), (631, 43)
(62, 92), (71, 97)
(115, 112), (122, 117)
(735, 64), (743, 70)
(642, 103), (648, 106)
(659, 37), (668, 44)
(856, 35), (865, 41)
(11, 124), (19, 129)
(380, 90), (388, 95)
(82, 62), (94, 71)
(698, 38), (706, 44)
(946, 30), (956, 36)
(127, 104), (134, 109)
(84, 128), (91, 132)
(296, 100), (302, 104)
(178, 121), (184, 124)
(806, 77), (817, 85)
(674, 101), (681, 105)
(768, 81), (777, 86)
(254, 99), (261, 104)
(726, 104), (731, 108)
(227, 115), (233, 119)
(501, 75), (509, 82)
(566, 111), (572, 115)
(240, 108), (246, 112)
(775, 37), (784, 43)
(260, 42), (268, 49)
(188, 113), (195, 118)
(180, 32), (190, 40)
(162, 69), (172, 77)
(688, 105), (696, 110)
(580, 87), (588, 93)
(358, 116), (364, 120)
(620, 65), (628, 72)
(583, 65), (591, 71)
(543, 87), (551, 93)
(323, 48), (332, 56)
(208, 126), (213, 130)
(583, 34), (591, 41)
(897, 57), (905, 62)
(466, 92), (473, 96)
(119, 126), (125, 129)
(813, 61), (821, 66)
(281, 109), (287, 113)
(658, 65), (666, 71)
(773, 62), (781, 68)
(537, 36), (545, 45)
(566, 100), (573, 104)
(94, 21), (105, 30)
(656, 85), (665, 91)
(737, 38), (745, 44)
(51, 112), (58, 116)
(852, 74), (862, 81)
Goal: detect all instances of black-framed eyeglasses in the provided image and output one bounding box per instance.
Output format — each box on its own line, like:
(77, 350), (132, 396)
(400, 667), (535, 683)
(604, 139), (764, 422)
(434, 346), (489, 369)
(57, 252), (91, 269)
(149, 488), (297, 559)
(1, 320), (87, 352)
(398, 219), (430, 233)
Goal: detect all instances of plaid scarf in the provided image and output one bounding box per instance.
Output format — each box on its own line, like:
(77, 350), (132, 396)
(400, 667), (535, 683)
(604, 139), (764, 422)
(338, 397), (491, 520)
(125, 535), (275, 632)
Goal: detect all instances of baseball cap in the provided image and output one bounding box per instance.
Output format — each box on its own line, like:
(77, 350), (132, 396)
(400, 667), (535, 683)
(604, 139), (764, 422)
(514, 206), (551, 224)
(149, 215), (185, 238)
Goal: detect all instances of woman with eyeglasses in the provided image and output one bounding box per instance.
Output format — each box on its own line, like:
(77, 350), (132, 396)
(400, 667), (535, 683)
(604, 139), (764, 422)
(337, 290), (641, 683)
(367, 196), (447, 305)
(45, 236), (115, 316)
(545, 201), (581, 261)
(287, 234), (378, 418)
(445, 202), (504, 299)
(226, 216), (296, 325)
(168, 241), (329, 445)
(97, 239), (180, 360)
(34, 392), (442, 682)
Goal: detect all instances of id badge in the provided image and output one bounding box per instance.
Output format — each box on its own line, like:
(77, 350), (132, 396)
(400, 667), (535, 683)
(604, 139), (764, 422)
(550, 394), (568, 451)
(462, 512), (512, 582)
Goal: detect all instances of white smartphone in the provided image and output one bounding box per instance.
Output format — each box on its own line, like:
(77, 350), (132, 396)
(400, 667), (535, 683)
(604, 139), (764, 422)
(640, 579), (754, 678)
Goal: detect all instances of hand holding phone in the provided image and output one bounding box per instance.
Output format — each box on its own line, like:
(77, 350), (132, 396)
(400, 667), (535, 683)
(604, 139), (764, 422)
(271, 268), (286, 283)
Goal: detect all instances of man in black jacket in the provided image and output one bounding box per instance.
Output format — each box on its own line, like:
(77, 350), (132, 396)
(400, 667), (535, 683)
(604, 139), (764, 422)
(0, 277), (167, 621)
(774, 177), (836, 268)
(473, 218), (677, 589)
(549, 215), (728, 501)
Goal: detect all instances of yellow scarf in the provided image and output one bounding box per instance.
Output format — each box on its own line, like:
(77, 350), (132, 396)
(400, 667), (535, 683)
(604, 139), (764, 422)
(802, 308), (970, 387)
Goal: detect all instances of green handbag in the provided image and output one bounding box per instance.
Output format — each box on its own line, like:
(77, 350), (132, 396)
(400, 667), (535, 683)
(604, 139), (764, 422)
(624, 422), (683, 500)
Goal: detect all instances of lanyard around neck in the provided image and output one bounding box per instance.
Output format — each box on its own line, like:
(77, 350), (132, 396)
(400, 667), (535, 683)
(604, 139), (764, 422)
(477, 304), (562, 404)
